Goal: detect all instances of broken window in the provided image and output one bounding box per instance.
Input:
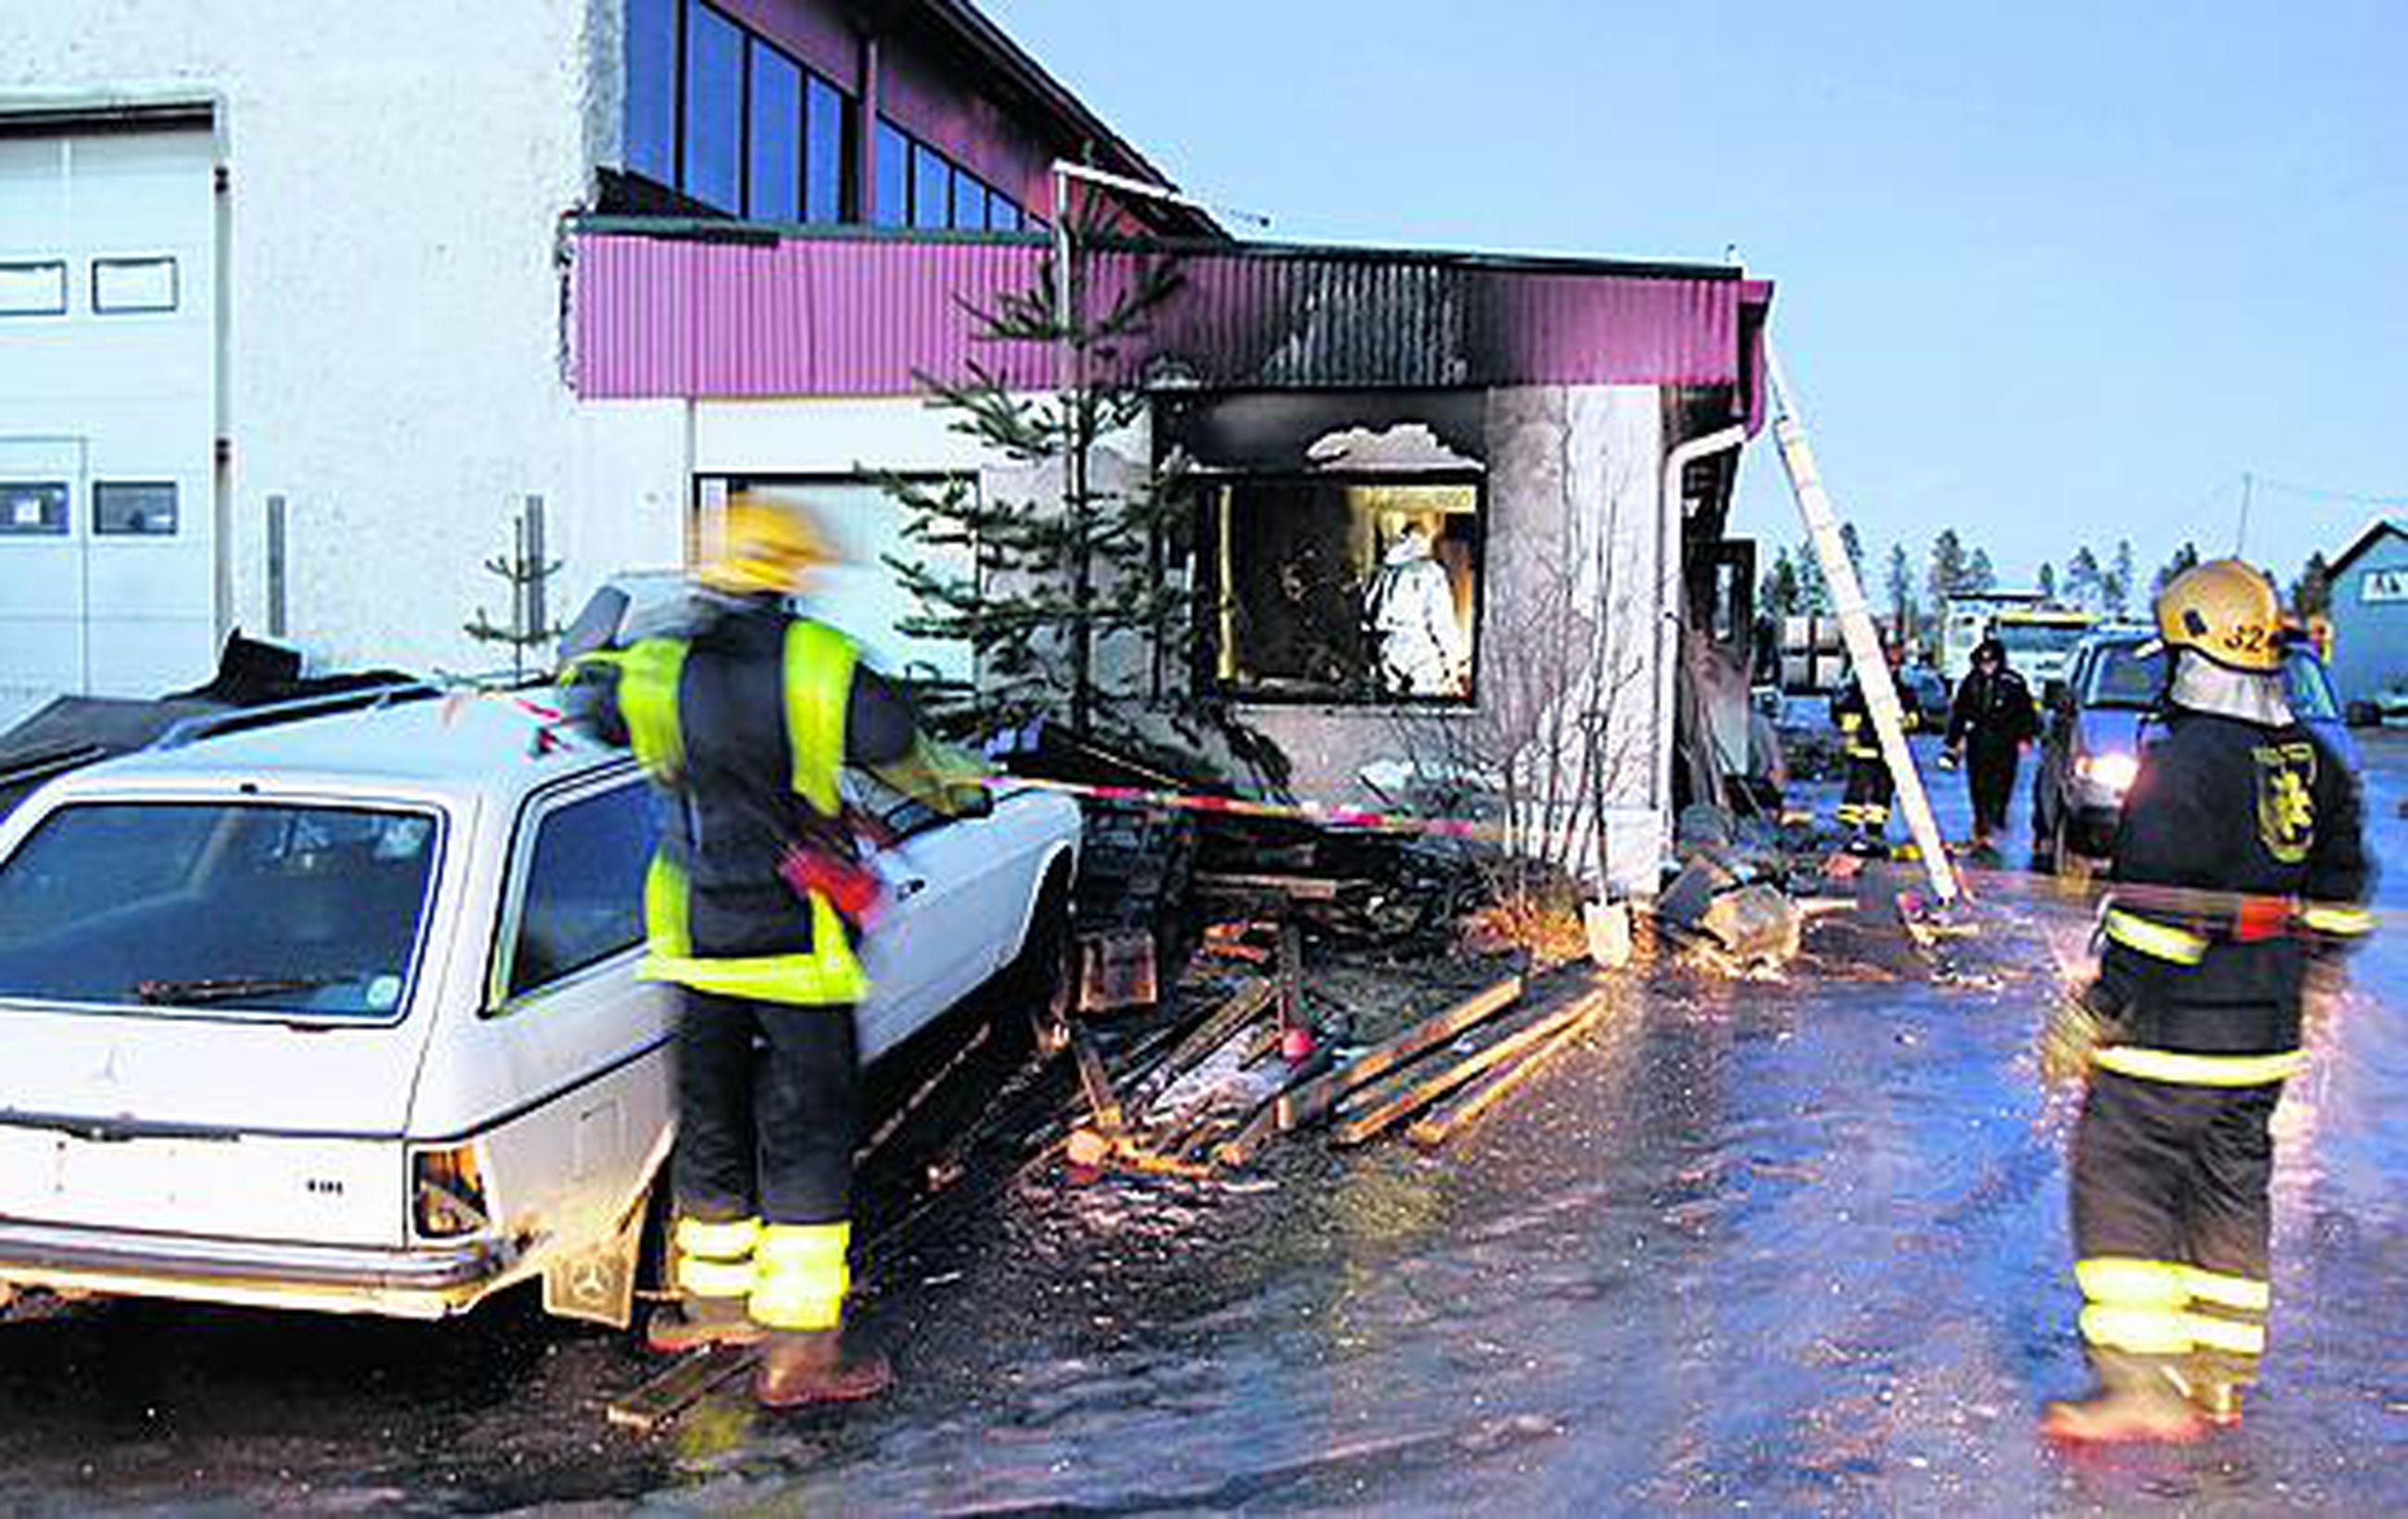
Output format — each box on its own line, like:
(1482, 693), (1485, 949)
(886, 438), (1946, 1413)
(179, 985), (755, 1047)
(1198, 478), (1482, 704)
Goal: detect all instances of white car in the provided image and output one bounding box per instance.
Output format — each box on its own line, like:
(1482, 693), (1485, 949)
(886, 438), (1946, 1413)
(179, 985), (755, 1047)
(0, 690), (1078, 1328)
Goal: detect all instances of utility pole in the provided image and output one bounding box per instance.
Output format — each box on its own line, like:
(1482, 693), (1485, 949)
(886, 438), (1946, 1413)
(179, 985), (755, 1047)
(1763, 339), (1959, 905)
(2237, 471), (2254, 558)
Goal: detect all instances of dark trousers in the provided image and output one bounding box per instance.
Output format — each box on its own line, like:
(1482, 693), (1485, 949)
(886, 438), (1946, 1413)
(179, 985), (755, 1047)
(1839, 751), (1894, 833)
(673, 987), (861, 1227)
(1966, 743), (2020, 837)
(2069, 1071), (2279, 1371)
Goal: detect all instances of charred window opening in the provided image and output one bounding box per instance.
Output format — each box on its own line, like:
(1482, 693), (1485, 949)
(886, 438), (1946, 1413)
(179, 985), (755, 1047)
(1198, 477), (1483, 706)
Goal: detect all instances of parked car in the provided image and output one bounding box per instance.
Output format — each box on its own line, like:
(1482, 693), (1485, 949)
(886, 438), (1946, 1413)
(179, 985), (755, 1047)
(2032, 633), (2355, 869)
(0, 690), (1077, 1329)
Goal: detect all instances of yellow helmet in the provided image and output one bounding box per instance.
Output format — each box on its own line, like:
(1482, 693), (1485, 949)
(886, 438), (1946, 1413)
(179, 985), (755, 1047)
(2153, 558), (2284, 672)
(697, 494), (839, 595)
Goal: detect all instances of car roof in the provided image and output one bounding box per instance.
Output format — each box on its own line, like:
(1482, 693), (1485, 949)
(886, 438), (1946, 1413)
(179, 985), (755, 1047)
(51, 691), (624, 807)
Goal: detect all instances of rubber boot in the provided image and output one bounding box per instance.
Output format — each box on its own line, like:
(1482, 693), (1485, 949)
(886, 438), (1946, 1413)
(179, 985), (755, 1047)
(644, 1294), (764, 1355)
(2042, 1349), (2206, 1443)
(754, 1328), (893, 1409)
(2184, 1350), (2253, 1427)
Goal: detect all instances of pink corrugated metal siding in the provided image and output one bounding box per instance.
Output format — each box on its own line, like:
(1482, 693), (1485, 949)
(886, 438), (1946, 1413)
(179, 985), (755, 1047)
(572, 232), (1755, 399)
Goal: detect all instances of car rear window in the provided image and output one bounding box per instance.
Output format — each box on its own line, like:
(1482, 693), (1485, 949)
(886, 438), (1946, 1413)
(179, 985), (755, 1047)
(0, 802), (440, 1018)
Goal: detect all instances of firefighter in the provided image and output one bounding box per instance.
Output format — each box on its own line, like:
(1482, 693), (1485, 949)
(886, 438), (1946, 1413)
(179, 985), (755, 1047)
(2040, 559), (2373, 1441)
(1943, 636), (2038, 852)
(1831, 654), (1895, 856)
(565, 494), (983, 1409)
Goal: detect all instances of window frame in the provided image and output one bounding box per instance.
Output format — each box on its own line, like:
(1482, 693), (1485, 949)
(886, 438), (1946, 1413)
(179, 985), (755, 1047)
(0, 260), (69, 318)
(91, 256), (179, 315)
(92, 480), (179, 537)
(1193, 470), (1490, 709)
(0, 481), (70, 537)
(483, 764), (656, 1016)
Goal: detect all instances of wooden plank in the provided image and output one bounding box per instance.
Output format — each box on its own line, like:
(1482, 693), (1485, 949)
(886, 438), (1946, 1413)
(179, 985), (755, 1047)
(606, 1343), (758, 1433)
(1070, 1026), (1124, 1134)
(1125, 979), (1273, 1114)
(1330, 989), (1602, 1148)
(1211, 1046), (1336, 1168)
(1407, 990), (1617, 1149)
(1191, 872), (1356, 902)
(1274, 974), (1524, 1133)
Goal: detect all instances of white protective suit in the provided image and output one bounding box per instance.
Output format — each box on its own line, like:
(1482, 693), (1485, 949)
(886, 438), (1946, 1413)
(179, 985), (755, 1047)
(1365, 529), (1469, 696)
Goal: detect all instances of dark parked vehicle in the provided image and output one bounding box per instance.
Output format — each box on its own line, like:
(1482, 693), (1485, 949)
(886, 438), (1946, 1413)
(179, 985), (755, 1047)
(2032, 632), (2356, 869)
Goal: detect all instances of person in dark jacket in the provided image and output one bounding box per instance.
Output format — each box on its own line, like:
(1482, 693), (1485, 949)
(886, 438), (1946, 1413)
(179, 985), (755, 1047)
(1833, 657), (1896, 855)
(2039, 559), (2374, 1442)
(1944, 636), (2039, 851)
(566, 495), (981, 1410)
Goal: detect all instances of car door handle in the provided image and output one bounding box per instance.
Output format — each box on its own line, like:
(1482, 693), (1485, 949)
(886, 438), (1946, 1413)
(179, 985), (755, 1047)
(894, 878), (927, 901)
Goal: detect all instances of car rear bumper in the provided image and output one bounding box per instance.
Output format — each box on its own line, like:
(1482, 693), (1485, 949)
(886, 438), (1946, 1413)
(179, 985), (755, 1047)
(0, 1219), (521, 1319)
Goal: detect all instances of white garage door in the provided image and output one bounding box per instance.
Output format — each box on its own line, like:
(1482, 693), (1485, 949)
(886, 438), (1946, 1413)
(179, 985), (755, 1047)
(0, 123), (217, 698)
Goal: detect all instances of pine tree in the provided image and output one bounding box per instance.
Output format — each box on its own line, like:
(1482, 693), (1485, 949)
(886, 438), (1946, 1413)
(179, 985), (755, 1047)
(2107, 540), (2137, 618)
(2038, 561), (2057, 602)
(1794, 536), (1833, 615)
(2292, 552), (2334, 618)
(1885, 544), (1917, 641)
(1965, 548), (1997, 593)
(2154, 541), (2202, 596)
(2064, 546), (2103, 612)
(879, 209), (1286, 785)
(1927, 528), (1969, 615)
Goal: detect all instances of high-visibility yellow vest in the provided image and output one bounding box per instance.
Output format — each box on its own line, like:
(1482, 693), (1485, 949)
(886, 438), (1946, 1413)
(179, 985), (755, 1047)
(598, 619), (871, 1007)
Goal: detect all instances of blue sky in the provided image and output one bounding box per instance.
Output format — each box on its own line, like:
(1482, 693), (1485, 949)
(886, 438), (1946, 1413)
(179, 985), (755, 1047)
(980, 0), (2405, 594)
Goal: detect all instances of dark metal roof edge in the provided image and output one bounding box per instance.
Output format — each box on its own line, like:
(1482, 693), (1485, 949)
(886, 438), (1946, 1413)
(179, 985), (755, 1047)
(905, 0), (1225, 239)
(0, 98), (215, 137)
(567, 214), (1756, 284)
(2326, 519), (2408, 579)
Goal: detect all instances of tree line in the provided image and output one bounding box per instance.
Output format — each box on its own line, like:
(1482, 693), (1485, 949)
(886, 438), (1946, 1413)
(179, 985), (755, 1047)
(1756, 531), (2310, 651)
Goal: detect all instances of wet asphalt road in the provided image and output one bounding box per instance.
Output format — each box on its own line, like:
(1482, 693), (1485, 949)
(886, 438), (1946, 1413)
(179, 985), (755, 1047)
(2, 735), (2403, 1515)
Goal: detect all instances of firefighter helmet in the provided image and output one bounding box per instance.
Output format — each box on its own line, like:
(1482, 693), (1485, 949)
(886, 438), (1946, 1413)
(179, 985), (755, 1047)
(697, 494), (839, 595)
(2152, 558), (2284, 672)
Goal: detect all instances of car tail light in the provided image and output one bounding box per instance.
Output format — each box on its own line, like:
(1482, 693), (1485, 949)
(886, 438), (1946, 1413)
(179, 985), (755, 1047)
(411, 1143), (490, 1239)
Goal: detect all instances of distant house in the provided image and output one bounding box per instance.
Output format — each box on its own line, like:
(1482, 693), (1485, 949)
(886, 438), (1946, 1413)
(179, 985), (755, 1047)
(2322, 520), (2408, 709)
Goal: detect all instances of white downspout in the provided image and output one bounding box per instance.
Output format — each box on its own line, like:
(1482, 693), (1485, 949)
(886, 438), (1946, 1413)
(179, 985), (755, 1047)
(1652, 424), (1750, 860)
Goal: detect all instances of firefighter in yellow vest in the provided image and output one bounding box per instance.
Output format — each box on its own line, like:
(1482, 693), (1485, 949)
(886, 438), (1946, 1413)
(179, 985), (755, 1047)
(2040, 559), (2374, 1441)
(565, 494), (982, 1408)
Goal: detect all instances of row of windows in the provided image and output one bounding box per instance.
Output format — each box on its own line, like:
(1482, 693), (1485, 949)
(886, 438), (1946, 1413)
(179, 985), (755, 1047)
(626, 0), (849, 222)
(0, 257), (179, 319)
(871, 117), (1030, 233)
(1, 481), (179, 538)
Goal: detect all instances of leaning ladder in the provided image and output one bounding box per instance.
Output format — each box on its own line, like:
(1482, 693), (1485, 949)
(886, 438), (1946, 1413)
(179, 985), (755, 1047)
(1763, 339), (1961, 905)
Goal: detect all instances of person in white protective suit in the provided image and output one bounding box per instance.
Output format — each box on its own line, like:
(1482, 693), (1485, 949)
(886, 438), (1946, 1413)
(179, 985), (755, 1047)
(1364, 521), (1469, 697)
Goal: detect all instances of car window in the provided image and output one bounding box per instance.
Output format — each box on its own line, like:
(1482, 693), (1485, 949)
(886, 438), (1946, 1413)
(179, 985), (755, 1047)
(506, 782), (659, 1000)
(0, 802), (438, 1018)
(2083, 643), (2165, 708)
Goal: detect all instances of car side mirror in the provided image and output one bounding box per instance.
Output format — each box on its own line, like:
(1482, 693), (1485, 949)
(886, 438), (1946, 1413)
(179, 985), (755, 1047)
(2043, 680), (2070, 713)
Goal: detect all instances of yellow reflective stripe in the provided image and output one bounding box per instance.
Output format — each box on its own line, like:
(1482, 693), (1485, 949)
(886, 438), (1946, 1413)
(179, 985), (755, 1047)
(2301, 905), (2375, 937)
(617, 637), (689, 779)
(2093, 1046), (2304, 1087)
(674, 1215), (761, 1262)
(677, 1255), (759, 1299)
(2076, 1256), (2188, 1309)
(783, 620), (855, 817)
(2080, 1303), (2193, 1355)
(645, 852), (692, 960)
(750, 1221), (850, 1332)
(2103, 908), (2208, 965)
(2178, 1266), (2270, 1313)
(640, 894), (869, 1006)
(2183, 1313), (2267, 1355)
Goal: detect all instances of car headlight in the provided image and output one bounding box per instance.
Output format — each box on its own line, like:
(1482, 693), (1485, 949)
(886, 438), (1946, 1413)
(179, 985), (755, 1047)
(411, 1142), (492, 1239)
(2076, 752), (2140, 795)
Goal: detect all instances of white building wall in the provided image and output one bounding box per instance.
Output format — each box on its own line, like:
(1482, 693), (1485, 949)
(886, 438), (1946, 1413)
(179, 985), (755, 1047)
(0, 0), (686, 683)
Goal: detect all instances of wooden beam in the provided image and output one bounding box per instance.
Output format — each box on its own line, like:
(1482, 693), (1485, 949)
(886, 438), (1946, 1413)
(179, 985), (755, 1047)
(1332, 988), (1605, 1148)
(1407, 991), (1617, 1149)
(1275, 974), (1524, 1132)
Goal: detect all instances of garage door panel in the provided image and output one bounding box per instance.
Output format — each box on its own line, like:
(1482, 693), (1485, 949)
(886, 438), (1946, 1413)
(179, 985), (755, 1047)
(89, 616), (216, 696)
(0, 139), (66, 249)
(0, 617), (82, 689)
(0, 542), (84, 618)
